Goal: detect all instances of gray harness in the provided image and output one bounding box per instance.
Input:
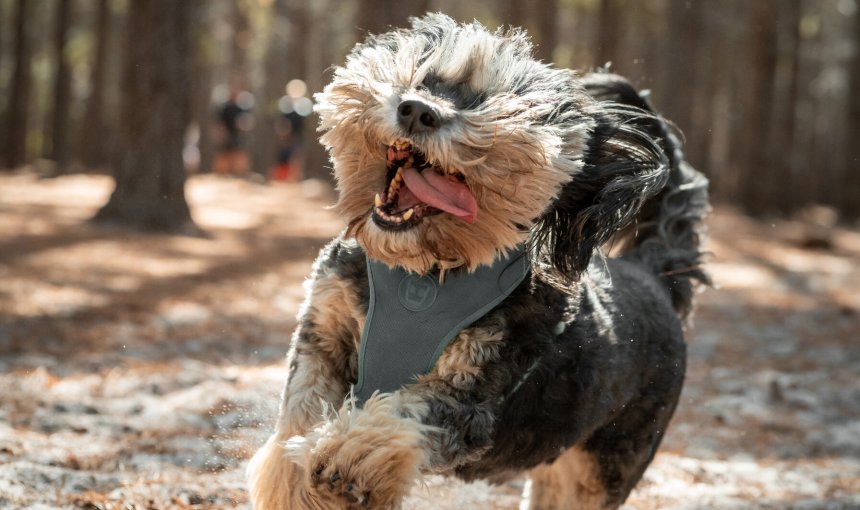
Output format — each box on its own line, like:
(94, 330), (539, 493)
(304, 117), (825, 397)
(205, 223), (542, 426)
(353, 246), (529, 403)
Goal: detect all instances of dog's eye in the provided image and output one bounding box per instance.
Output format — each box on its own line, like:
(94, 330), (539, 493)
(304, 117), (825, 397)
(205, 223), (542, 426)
(421, 73), (440, 90)
(448, 85), (485, 110)
(462, 91), (486, 110)
(418, 71), (485, 110)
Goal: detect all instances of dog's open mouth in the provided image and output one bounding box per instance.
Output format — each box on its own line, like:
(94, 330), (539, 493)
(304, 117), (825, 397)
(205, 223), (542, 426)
(371, 139), (477, 231)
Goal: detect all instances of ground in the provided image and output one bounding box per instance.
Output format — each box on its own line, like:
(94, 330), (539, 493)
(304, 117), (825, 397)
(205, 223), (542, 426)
(1, 172), (858, 510)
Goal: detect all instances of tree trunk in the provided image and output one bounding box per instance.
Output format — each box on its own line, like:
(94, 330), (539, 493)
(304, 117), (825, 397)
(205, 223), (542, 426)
(230, 0), (251, 80)
(302, 0), (332, 183)
(47, 0), (73, 174)
(533, 0), (558, 64)
(93, 0), (196, 233)
(4, 0), (32, 169)
(287, 0), (310, 82)
(717, 0), (751, 200)
(79, 0), (111, 169)
(498, 0), (527, 28)
(252, 0), (292, 178)
(595, 0), (622, 68)
(0, 1), (5, 128)
(189, 0), (217, 174)
(771, 0), (802, 214)
(660, 0), (702, 140)
(844, 6), (860, 219)
(738, 0), (778, 216)
(355, 0), (430, 37)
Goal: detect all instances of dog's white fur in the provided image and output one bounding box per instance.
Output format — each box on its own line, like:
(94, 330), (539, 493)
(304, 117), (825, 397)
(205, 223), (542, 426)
(316, 17), (591, 273)
(247, 13), (706, 510)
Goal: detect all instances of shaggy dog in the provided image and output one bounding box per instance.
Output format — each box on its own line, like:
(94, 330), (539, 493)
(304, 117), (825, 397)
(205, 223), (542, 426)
(248, 13), (709, 510)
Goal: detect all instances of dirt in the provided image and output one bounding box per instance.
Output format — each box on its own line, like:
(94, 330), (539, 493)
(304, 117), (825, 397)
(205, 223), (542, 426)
(1, 172), (858, 509)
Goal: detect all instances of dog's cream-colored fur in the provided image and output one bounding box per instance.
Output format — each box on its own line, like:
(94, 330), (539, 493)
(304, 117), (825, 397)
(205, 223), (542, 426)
(246, 14), (602, 507)
(315, 18), (590, 274)
(286, 395), (430, 509)
(525, 447), (607, 510)
(247, 12), (704, 510)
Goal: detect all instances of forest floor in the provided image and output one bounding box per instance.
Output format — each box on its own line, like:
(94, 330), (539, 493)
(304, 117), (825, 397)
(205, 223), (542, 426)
(1, 171), (859, 510)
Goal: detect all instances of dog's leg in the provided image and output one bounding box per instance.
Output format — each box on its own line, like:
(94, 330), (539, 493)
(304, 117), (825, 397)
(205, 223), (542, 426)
(248, 258), (365, 510)
(247, 431), (313, 509)
(526, 366), (684, 510)
(290, 393), (429, 510)
(294, 377), (511, 508)
(247, 351), (349, 510)
(525, 447), (609, 510)
(292, 320), (520, 509)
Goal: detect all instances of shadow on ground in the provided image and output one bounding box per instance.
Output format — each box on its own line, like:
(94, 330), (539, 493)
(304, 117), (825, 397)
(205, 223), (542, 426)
(1, 173), (858, 509)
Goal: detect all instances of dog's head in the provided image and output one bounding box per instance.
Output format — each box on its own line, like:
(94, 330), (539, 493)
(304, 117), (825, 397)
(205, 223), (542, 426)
(315, 13), (669, 278)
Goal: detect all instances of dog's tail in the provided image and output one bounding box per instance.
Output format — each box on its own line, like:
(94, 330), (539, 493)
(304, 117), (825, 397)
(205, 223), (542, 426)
(583, 72), (710, 319)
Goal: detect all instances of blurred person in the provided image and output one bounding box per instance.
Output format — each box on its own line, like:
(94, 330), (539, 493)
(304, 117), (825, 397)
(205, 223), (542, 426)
(213, 86), (254, 176)
(270, 80), (313, 182)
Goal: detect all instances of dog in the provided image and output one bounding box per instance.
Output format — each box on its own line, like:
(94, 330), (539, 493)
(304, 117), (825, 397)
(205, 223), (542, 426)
(247, 13), (709, 510)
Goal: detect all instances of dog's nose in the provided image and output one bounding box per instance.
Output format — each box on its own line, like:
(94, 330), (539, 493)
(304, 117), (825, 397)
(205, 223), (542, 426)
(397, 100), (441, 133)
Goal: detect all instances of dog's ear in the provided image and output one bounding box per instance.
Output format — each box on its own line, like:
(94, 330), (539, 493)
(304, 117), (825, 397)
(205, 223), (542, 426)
(531, 75), (672, 280)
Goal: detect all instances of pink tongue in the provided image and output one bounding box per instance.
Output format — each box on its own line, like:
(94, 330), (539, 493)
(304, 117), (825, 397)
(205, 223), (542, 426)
(401, 168), (478, 223)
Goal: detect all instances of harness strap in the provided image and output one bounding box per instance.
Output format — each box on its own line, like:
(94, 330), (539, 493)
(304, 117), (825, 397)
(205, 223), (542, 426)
(353, 246), (529, 404)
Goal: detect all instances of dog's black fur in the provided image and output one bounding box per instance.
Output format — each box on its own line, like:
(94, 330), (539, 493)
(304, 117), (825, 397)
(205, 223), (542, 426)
(248, 15), (709, 510)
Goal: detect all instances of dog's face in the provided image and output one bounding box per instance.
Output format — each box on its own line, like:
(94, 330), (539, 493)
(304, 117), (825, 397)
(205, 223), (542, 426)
(315, 14), (595, 273)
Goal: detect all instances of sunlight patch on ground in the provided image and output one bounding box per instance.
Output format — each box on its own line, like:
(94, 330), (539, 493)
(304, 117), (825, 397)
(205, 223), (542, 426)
(631, 453), (860, 509)
(1, 277), (112, 316)
(2, 175), (859, 509)
(709, 262), (779, 290)
(197, 208), (265, 230)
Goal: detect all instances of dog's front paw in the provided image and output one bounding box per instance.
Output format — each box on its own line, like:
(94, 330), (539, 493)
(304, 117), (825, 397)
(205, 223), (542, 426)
(309, 456), (372, 508)
(297, 396), (428, 509)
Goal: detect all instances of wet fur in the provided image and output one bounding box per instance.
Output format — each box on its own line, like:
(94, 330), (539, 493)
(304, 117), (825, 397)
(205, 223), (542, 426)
(248, 13), (708, 510)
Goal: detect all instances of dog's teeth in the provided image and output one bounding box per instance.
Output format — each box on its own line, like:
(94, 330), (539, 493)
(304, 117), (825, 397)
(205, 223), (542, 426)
(392, 138), (411, 150)
(394, 170), (403, 182)
(375, 193), (383, 208)
(403, 208), (414, 221)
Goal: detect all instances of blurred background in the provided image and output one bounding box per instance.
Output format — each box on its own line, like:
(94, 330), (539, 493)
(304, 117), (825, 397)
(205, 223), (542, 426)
(0, 0), (858, 223)
(1, 1), (859, 509)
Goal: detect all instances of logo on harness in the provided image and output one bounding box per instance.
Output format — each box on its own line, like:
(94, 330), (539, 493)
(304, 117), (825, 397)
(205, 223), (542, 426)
(398, 274), (437, 311)
(353, 246), (529, 404)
